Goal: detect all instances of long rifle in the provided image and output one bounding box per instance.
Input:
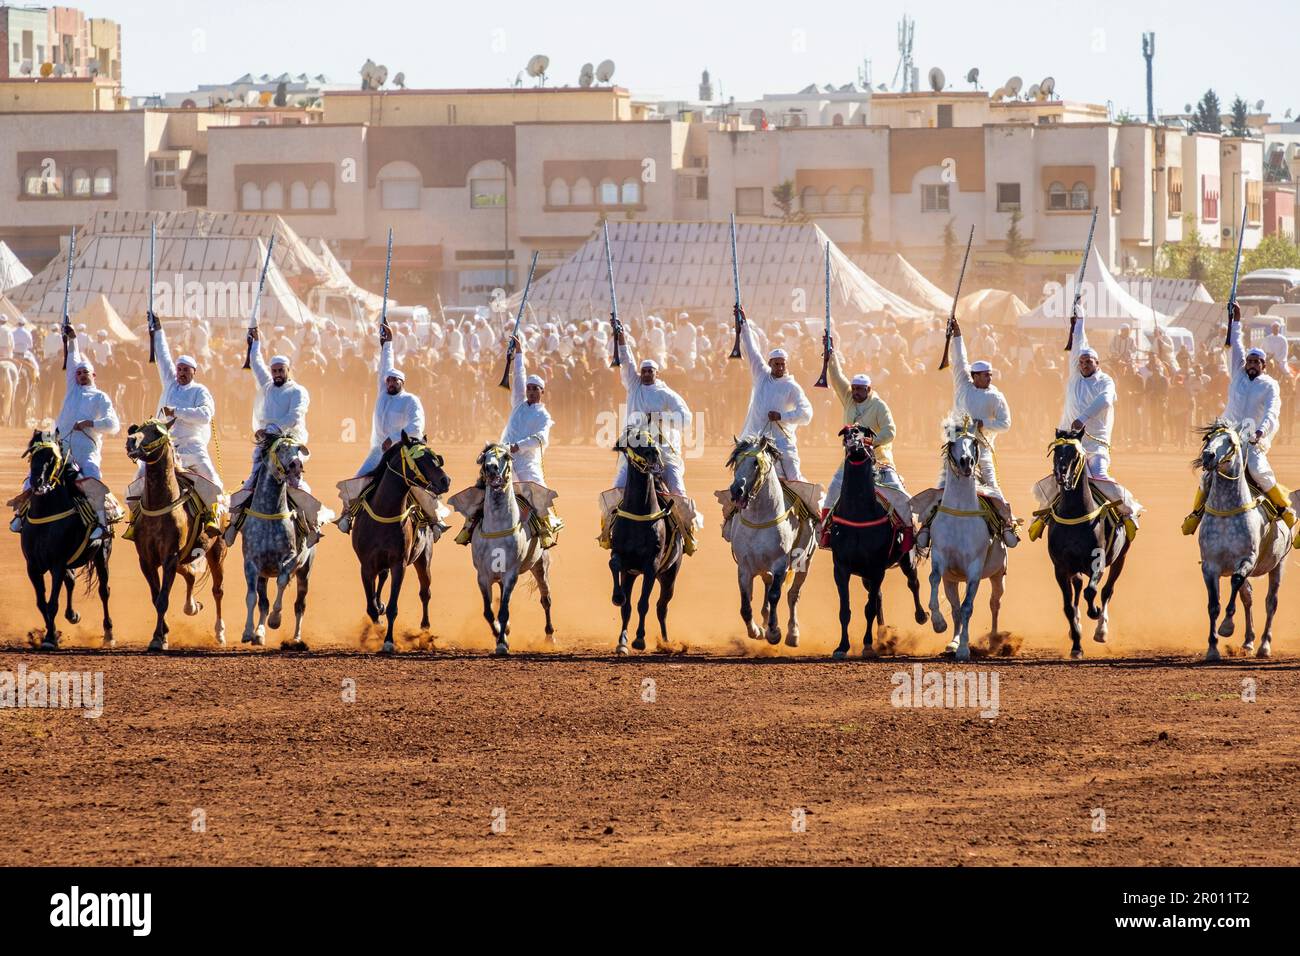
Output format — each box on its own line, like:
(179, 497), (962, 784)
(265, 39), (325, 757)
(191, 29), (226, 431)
(499, 251), (539, 389)
(604, 221), (622, 368)
(814, 243), (833, 388)
(59, 227), (76, 370)
(1224, 204), (1250, 347)
(379, 227), (393, 333)
(938, 225), (975, 370)
(729, 214), (744, 359)
(1064, 206), (1099, 352)
(147, 221), (158, 363)
(242, 232), (276, 370)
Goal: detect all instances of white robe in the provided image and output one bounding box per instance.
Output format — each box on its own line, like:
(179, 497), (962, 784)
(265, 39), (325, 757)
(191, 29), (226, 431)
(1224, 321), (1282, 489)
(150, 328), (218, 483)
(250, 340), (309, 442)
(357, 340), (425, 476)
(615, 340), (692, 495)
(53, 337), (120, 481)
(944, 334), (1011, 494)
(739, 321), (813, 481)
(501, 351), (553, 485)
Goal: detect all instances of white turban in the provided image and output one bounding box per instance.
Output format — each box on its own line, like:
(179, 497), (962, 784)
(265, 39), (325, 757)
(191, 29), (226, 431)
(640, 358), (659, 371)
(970, 360), (992, 374)
(1247, 347), (1267, 360)
(75, 359), (94, 373)
(386, 367), (407, 382)
(850, 373), (871, 387)
(768, 348), (788, 360)
(270, 354), (291, 367)
(176, 354), (198, 370)
(1119, 323), (1131, 331)
(1079, 347), (1098, 360)
(526, 373), (545, 389)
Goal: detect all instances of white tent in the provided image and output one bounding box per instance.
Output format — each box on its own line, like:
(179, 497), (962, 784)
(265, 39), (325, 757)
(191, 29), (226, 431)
(1114, 276), (1213, 316)
(1018, 245), (1174, 334)
(0, 241), (32, 292)
(856, 251), (949, 314)
(309, 237), (387, 317)
(504, 220), (930, 323)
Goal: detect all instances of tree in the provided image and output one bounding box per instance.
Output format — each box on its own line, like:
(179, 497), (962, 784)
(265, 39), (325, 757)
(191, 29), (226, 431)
(771, 180), (802, 222)
(859, 192), (873, 250)
(1004, 209), (1030, 298)
(1244, 233), (1300, 272)
(940, 217), (958, 287)
(1191, 89), (1222, 134)
(1229, 96), (1251, 137)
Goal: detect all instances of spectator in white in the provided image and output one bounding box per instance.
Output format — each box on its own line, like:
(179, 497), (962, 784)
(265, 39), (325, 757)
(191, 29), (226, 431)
(1263, 320), (1290, 368)
(671, 315), (698, 370)
(1109, 324), (1137, 364)
(0, 317), (12, 361)
(736, 310), (814, 481)
(42, 322), (63, 361)
(12, 316), (35, 365)
(91, 329), (113, 366)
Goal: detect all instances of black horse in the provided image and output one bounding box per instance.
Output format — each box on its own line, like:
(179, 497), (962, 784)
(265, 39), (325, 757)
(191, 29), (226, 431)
(609, 426), (682, 655)
(828, 425), (926, 658)
(1044, 428), (1132, 659)
(19, 431), (113, 650)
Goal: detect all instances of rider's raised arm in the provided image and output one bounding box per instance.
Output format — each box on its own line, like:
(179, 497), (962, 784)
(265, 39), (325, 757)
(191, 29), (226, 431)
(510, 347), (527, 406)
(827, 350), (851, 405)
(154, 325), (176, 386)
(1229, 314), (1246, 374)
(64, 333), (81, 392)
(378, 338), (396, 394)
(249, 338), (271, 388)
(739, 317), (766, 381)
(617, 337), (639, 392)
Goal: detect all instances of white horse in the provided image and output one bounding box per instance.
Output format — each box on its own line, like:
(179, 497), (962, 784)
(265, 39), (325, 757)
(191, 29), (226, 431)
(0, 359), (17, 426)
(1196, 421), (1290, 660)
(723, 436), (817, 646)
(915, 420), (1007, 661)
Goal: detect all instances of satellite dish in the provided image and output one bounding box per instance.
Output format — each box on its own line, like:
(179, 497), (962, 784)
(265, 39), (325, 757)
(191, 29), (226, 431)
(596, 59), (616, 83)
(373, 64), (389, 87)
(19, 59), (32, 75)
(966, 67), (980, 88)
(1005, 75), (1023, 96)
(1027, 84), (1040, 101)
(359, 59), (376, 90)
(393, 72), (406, 90)
(1040, 76), (1055, 98)
(40, 62), (54, 78)
(1255, 99), (1265, 111)
(877, 83), (888, 92)
(579, 62), (594, 88)
(1184, 103), (1193, 114)
(991, 87), (1006, 102)
(526, 54), (550, 78)
(928, 67), (945, 92)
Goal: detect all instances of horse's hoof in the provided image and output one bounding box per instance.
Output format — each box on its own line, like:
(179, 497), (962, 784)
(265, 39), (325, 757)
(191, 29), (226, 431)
(943, 638), (959, 656)
(184, 601), (202, 616)
(1070, 647), (1084, 660)
(745, 624), (762, 641)
(832, 648), (847, 660)
(1093, 628), (1108, 644)
(933, 617), (949, 635)
(632, 636), (646, 651)
(1256, 642), (1272, 659)
(1086, 607), (1100, 620)
(954, 646), (971, 662)
(241, 631), (254, 644)
(611, 592), (624, 607)
(1242, 640), (1255, 654)
(493, 642), (509, 657)
(280, 639), (308, 652)
(765, 627), (781, 646)
(101, 634), (115, 649)
(914, 610), (929, 625)
(785, 631), (799, 648)
(40, 639), (58, 652)
(381, 641), (395, 655)
(1217, 619), (1235, 638)
(267, 611), (282, 630)
(615, 641), (629, 657)
(252, 627), (266, 647)
(1205, 645), (1221, 662)
(861, 644), (878, 659)
(65, 610), (80, 624)
(147, 638), (168, 653)
(215, 625), (226, 646)
(374, 603), (386, 616)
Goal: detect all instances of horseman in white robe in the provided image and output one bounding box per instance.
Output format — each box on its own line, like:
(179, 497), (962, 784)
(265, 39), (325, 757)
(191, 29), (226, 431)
(916, 320), (1020, 548)
(737, 312), (813, 480)
(454, 334), (563, 548)
(9, 331), (122, 537)
(336, 323), (435, 533)
(1184, 304), (1297, 533)
(1030, 311), (1142, 540)
(599, 327), (700, 555)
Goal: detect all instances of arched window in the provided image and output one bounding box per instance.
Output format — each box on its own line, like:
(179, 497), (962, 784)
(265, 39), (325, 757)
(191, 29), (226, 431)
(748, 108), (766, 127)
(787, 114), (803, 128)
(71, 168), (91, 197)
(548, 178), (570, 206)
(1048, 181), (1067, 210)
(848, 186), (866, 213)
(571, 177), (593, 205)
(823, 185), (846, 213)
(599, 179), (619, 205)
(262, 181), (284, 209)
(310, 180), (331, 209)
(23, 168), (44, 196)
(289, 181), (309, 210)
(832, 113), (845, 127)
(800, 186), (821, 214)
(92, 167), (113, 196)
(467, 159), (506, 209)
(1071, 182), (1090, 210)
(378, 160), (422, 210)
(620, 179), (640, 204)
(241, 181), (263, 210)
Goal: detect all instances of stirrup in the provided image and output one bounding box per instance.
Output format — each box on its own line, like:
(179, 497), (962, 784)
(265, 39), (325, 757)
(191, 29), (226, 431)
(1027, 516), (1047, 542)
(1181, 511), (1202, 536)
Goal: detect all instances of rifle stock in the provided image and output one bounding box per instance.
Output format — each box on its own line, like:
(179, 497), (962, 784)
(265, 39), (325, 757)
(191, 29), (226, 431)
(938, 225), (975, 371)
(499, 251), (539, 389)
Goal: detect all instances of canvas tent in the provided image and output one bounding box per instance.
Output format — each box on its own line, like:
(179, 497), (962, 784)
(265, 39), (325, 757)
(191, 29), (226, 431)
(504, 220), (930, 323)
(957, 288), (1029, 327)
(0, 292), (25, 324)
(72, 293), (139, 342)
(0, 241), (32, 292)
(309, 237), (387, 317)
(856, 252), (949, 314)
(1115, 276), (1212, 317)
(1018, 246), (1174, 334)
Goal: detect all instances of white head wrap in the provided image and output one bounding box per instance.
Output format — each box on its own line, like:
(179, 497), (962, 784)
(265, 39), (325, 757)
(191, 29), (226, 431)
(75, 358), (94, 374)
(1079, 347), (1098, 360)
(176, 354), (198, 370)
(640, 358), (659, 371)
(970, 360), (993, 374)
(526, 373), (545, 389)
(270, 354), (291, 368)
(386, 367), (407, 382)
(850, 373), (871, 387)
(768, 348), (788, 360)
(1247, 347), (1267, 360)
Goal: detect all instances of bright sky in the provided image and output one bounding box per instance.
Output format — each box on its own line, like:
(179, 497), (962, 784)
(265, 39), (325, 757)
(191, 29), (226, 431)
(100, 0), (1297, 118)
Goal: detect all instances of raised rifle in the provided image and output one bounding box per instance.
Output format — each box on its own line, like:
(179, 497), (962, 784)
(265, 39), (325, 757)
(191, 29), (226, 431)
(242, 232), (276, 370)
(147, 221), (158, 363)
(814, 243), (833, 388)
(60, 227), (76, 371)
(1224, 204), (1250, 347)
(729, 213), (744, 359)
(499, 251), (539, 389)
(379, 227), (393, 335)
(1064, 206), (1099, 352)
(604, 221), (622, 368)
(938, 225), (975, 370)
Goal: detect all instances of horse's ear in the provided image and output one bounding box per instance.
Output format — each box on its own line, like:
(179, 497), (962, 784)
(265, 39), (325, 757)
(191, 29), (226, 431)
(128, 423), (139, 435)
(837, 426), (851, 437)
(400, 429), (410, 443)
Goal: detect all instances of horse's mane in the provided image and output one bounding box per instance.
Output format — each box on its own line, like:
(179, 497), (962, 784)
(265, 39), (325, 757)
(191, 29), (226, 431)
(725, 435), (779, 468)
(1192, 418), (1238, 470)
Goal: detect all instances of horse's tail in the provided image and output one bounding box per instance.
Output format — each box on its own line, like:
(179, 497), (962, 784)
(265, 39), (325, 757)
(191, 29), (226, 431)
(80, 539), (107, 595)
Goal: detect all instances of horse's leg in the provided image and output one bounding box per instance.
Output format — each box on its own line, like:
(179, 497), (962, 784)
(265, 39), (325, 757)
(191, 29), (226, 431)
(1239, 579), (1256, 653)
(864, 568), (888, 658)
(382, 562), (406, 654)
(495, 569), (518, 656)
(653, 561), (680, 651)
(1057, 566), (1082, 659)
(1203, 566), (1222, 661)
(609, 554), (624, 606)
(96, 548), (113, 647)
(178, 560), (201, 616)
(532, 552), (555, 642)
(1218, 559), (1251, 642)
(942, 578), (962, 654)
(832, 561), (852, 659)
(241, 562), (259, 644)
(208, 539), (226, 645)
(374, 568), (389, 617)
(738, 566), (761, 641)
(478, 570), (499, 643)
(255, 576), (271, 644)
(785, 565), (809, 648)
(289, 562), (310, 647)
(416, 551), (433, 631)
(28, 564), (56, 649)
(616, 570), (635, 655)
(1093, 544), (1130, 644)
(1259, 565), (1281, 658)
(764, 556), (789, 645)
(953, 558), (984, 662)
(928, 561), (947, 635)
(62, 569), (79, 624)
(900, 550), (928, 625)
(150, 552), (180, 651)
(361, 566), (380, 623)
(267, 568), (290, 631)
(631, 562), (655, 651)
(988, 571), (1005, 640)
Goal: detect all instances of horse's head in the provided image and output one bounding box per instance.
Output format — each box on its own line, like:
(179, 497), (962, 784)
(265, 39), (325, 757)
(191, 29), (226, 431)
(477, 442), (513, 492)
(726, 435), (779, 510)
(616, 425), (663, 476)
(1196, 419), (1243, 477)
(125, 417), (175, 465)
(23, 429), (67, 496)
(396, 431), (450, 494)
(839, 424), (876, 466)
(1049, 427), (1087, 491)
(942, 417), (981, 480)
(264, 430), (308, 485)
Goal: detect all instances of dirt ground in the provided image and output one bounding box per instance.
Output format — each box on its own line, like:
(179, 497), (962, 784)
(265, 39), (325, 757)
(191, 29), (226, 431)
(2, 428), (1298, 865)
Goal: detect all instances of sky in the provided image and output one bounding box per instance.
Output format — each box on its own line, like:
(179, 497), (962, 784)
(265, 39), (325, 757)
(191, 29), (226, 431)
(98, 0), (1298, 118)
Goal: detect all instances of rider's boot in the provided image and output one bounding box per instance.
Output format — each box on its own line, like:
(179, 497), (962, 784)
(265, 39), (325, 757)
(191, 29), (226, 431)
(1181, 485), (1208, 535)
(336, 512), (352, 534)
(203, 502), (221, 536)
(1263, 484), (1297, 528)
(597, 509), (614, 550)
(8, 489), (30, 532)
(1027, 513), (1047, 542)
(121, 496), (140, 542)
(1001, 524), (1021, 548)
(455, 511), (480, 546)
(817, 508), (832, 549)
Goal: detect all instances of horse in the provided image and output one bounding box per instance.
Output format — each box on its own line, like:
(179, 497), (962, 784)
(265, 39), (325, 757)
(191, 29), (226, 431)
(919, 419), (1007, 661)
(18, 431), (113, 650)
(233, 430), (316, 649)
(350, 432), (450, 654)
(1195, 420), (1290, 660)
(0, 359), (17, 426)
(827, 425), (926, 659)
(1041, 428), (1132, 659)
(465, 442), (554, 656)
(124, 418), (228, 652)
(609, 426), (682, 656)
(725, 435), (816, 647)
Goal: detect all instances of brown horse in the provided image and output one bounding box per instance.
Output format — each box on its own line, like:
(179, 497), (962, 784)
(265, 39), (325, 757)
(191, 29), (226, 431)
(124, 418), (227, 651)
(349, 432), (451, 653)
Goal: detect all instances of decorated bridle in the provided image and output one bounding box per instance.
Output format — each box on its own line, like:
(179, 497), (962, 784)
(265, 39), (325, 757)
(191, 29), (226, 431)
(841, 426), (875, 468)
(1047, 435), (1088, 490)
(620, 430), (662, 475)
(24, 435), (69, 490)
(265, 432), (306, 483)
(477, 443), (512, 488)
(1201, 424), (1244, 481)
(393, 438), (444, 491)
(943, 418), (981, 477)
(130, 419), (174, 465)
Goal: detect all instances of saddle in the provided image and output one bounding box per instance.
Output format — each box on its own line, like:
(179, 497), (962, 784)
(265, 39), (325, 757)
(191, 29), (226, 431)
(914, 487), (1010, 540)
(1029, 482), (1121, 548)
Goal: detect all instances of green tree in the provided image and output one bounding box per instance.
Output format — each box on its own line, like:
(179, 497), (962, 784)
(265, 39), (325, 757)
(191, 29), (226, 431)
(940, 217), (958, 287)
(1244, 232), (1300, 272)
(1191, 90), (1223, 134)
(1004, 209), (1030, 297)
(1229, 96), (1251, 137)
(771, 180), (802, 222)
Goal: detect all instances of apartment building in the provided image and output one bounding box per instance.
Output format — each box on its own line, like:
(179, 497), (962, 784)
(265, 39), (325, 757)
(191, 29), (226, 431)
(0, 4), (119, 80)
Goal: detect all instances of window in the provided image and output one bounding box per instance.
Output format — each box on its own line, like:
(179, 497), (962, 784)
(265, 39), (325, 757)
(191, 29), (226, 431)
(832, 114), (844, 127)
(310, 180), (331, 209)
(800, 186), (821, 214)
(1048, 181), (1068, 210)
(921, 183), (949, 213)
(447, 104), (457, 124)
(571, 177), (593, 205)
(997, 182), (1021, 212)
(620, 179), (640, 204)
(1070, 182), (1090, 210)
(1110, 167), (1122, 213)
(823, 185), (846, 213)
(1202, 175), (1219, 221)
(241, 182), (262, 210)
(937, 104), (954, 128)
(289, 181), (309, 210)
(92, 167), (113, 196)
(152, 157), (178, 189)
(262, 181), (284, 209)
(598, 179), (619, 205)
(471, 177), (506, 208)
(848, 186), (866, 213)
(1168, 166), (1183, 216)
(22, 167), (48, 196)
(71, 168), (90, 196)
(735, 187), (764, 216)
(1246, 180), (1263, 224)
(548, 178), (570, 206)
(378, 161), (422, 210)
